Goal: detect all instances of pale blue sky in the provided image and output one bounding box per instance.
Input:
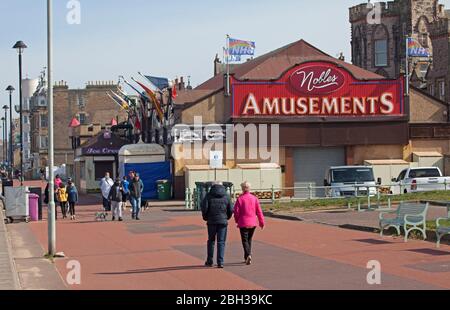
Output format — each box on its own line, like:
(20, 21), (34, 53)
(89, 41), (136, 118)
(1, 0), (450, 108)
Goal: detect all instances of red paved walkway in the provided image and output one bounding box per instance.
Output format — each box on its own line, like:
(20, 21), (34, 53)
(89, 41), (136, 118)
(20, 192), (449, 290)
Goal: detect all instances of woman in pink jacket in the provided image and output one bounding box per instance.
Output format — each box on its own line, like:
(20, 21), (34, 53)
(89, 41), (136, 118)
(233, 181), (265, 265)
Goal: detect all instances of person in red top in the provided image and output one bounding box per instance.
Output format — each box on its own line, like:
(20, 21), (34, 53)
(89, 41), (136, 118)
(233, 181), (265, 265)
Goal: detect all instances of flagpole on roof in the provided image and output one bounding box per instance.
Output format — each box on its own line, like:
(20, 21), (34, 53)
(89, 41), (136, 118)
(405, 36), (410, 96)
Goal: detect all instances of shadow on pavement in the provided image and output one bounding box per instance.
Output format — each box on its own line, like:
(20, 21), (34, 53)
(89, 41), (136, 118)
(354, 238), (394, 245)
(407, 248), (450, 256)
(95, 263), (246, 275)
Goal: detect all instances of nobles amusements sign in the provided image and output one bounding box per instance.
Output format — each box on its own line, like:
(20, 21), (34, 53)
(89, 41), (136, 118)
(231, 62), (404, 118)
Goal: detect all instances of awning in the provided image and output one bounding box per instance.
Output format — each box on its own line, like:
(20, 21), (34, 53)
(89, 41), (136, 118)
(94, 156), (115, 162)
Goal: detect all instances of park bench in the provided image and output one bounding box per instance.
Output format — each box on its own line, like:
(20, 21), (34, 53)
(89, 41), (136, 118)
(379, 202), (429, 242)
(436, 218), (450, 248)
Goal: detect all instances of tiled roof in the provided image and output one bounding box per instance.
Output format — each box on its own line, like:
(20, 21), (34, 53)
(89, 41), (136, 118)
(175, 39), (383, 106)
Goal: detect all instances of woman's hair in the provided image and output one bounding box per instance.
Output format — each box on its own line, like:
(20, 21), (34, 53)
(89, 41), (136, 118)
(59, 183), (65, 188)
(241, 181), (251, 192)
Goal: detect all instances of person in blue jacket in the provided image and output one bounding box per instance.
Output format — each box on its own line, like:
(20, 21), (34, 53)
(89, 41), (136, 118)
(67, 180), (79, 221)
(121, 175), (130, 210)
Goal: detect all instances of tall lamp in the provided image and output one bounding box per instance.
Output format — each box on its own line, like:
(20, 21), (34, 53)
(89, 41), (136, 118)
(6, 86), (14, 177)
(13, 40), (27, 185)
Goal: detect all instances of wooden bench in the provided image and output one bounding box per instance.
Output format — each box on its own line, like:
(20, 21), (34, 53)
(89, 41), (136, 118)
(436, 218), (450, 248)
(379, 202), (429, 242)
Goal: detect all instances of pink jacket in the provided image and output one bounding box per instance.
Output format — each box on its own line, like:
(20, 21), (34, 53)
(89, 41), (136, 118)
(234, 192), (265, 229)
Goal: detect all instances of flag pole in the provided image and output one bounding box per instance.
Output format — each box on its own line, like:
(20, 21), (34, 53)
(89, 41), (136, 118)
(405, 36), (409, 96)
(226, 34), (230, 97)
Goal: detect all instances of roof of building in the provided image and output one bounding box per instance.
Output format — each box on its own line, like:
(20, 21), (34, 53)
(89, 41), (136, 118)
(175, 39), (383, 105)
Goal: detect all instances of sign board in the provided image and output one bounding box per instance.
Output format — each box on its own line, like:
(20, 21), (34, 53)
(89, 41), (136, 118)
(209, 151), (223, 169)
(232, 62), (404, 118)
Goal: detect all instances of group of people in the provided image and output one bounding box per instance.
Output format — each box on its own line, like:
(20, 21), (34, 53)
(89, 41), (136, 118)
(99, 171), (144, 221)
(44, 175), (79, 220)
(201, 181), (265, 269)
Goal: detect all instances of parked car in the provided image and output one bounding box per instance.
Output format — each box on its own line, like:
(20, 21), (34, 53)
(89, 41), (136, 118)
(175, 130), (203, 143)
(324, 166), (379, 198)
(390, 167), (450, 194)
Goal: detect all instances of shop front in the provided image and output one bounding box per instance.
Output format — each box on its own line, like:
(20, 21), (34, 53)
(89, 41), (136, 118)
(74, 131), (128, 193)
(230, 61), (408, 197)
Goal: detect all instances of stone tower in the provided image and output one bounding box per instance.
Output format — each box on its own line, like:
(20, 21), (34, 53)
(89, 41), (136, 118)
(349, 0), (446, 79)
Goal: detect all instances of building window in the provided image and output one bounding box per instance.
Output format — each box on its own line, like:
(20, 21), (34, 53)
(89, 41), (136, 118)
(374, 40), (388, 67)
(23, 115), (29, 124)
(439, 80), (446, 101)
(78, 94), (85, 107)
(40, 114), (48, 128)
(23, 133), (29, 144)
(39, 136), (48, 149)
(430, 84), (435, 97)
(78, 113), (86, 125)
(39, 99), (46, 106)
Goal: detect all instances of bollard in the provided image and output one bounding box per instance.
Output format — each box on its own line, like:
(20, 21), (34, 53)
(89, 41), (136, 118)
(367, 187), (371, 210)
(308, 184), (313, 200)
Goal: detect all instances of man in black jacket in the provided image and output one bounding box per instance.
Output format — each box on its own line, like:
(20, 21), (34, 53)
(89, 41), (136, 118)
(201, 183), (233, 268)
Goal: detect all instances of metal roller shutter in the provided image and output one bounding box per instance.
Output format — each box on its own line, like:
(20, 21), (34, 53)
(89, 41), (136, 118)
(294, 147), (345, 198)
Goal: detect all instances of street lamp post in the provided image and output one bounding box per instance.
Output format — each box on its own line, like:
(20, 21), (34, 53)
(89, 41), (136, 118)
(13, 40), (27, 186)
(2, 106), (9, 168)
(47, 0), (56, 256)
(6, 86), (14, 177)
(1, 117), (5, 164)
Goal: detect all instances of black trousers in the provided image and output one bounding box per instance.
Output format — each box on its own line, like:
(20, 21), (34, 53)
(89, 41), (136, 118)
(60, 202), (67, 218)
(68, 202), (76, 216)
(240, 227), (256, 260)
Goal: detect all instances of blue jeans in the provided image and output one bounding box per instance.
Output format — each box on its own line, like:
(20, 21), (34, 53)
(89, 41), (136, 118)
(130, 196), (141, 218)
(207, 224), (228, 266)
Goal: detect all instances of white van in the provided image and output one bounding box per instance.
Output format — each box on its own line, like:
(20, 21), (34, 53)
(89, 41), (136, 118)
(324, 166), (378, 198)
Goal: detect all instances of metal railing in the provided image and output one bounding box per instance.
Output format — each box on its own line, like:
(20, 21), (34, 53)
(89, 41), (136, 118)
(185, 180), (450, 211)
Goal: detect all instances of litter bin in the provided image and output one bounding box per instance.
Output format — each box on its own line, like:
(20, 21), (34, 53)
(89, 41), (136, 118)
(2, 178), (13, 197)
(157, 180), (172, 201)
(29, 187), (43, 220)
(28, 194), (39, 222)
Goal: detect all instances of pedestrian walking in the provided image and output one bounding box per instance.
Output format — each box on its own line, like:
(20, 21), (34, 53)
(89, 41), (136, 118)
(121, 175), (130, 210)
(108, 178), (124, 222)
(56, 183), (68, 219)
(99, 172), (114, 214)
(201, 183), (233, 269)
(129, 173), (144, 220)
(67, 180), (78, 221)
(233, 182), (265, 265)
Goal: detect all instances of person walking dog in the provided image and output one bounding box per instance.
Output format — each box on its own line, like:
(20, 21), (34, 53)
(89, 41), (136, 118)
(100, 172), (114, 214)
(233, 182), (265, 265)
(201, 183), (233, 269)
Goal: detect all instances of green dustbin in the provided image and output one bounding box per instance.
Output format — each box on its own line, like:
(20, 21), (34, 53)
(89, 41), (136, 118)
(157, 180), (172, 201)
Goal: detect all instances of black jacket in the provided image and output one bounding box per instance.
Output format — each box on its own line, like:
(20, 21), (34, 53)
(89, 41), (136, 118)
(108, 184), (123, 202)
(201, 185), (233, 225)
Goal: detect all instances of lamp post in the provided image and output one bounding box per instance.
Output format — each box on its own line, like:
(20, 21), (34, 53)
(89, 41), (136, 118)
(13, 40), (27, 186)
(6, 86), (14, 177)
(2, 105), (9, 168)
(1, 117), (5, 164)
(47, 0), (56, 256)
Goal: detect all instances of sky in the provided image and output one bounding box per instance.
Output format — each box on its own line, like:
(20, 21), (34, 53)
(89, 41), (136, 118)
(1, 0), (450, 116)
